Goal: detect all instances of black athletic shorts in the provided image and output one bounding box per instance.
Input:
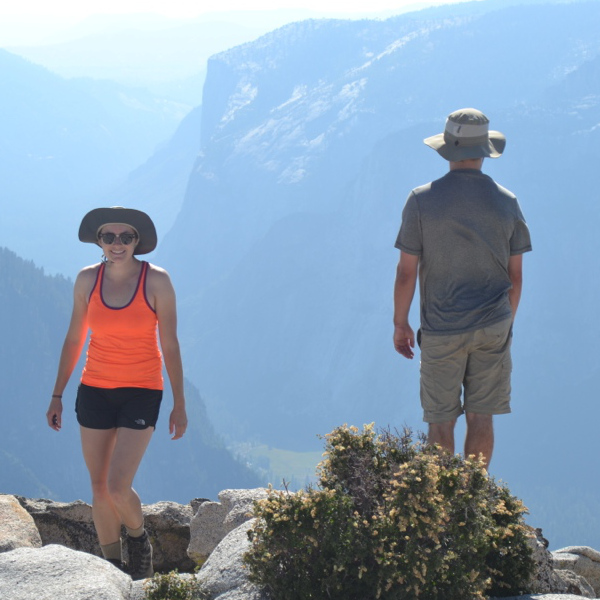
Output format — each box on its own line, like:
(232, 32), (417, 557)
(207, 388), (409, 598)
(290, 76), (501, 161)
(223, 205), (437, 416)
(75, 383), (163, 430)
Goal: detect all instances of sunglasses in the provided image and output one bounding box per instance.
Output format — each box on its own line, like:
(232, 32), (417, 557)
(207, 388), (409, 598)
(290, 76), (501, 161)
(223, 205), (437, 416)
(98, 232), (138, 245)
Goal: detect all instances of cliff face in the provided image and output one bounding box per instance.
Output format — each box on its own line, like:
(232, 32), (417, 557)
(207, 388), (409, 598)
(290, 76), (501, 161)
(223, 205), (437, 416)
(151, 1), (600, 549)
(161, 1), (600, 445)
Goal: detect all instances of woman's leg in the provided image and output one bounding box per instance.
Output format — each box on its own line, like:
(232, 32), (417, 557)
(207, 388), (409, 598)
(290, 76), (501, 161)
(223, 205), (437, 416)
(107, 426), (155, 579)
(80, 426), (121, 545)
(107, 427), (154, 530)
(80, 426), (153, 541)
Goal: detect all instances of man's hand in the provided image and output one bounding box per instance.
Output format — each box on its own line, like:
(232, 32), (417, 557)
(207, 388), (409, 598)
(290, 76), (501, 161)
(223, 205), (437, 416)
(394, 323), (415, 359)
(393, 251), (418, 359)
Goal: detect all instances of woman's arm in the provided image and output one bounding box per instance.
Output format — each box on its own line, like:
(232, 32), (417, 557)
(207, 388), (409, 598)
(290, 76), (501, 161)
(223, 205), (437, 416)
(46, 267), (95, 431)
(149, 265), (188, 440)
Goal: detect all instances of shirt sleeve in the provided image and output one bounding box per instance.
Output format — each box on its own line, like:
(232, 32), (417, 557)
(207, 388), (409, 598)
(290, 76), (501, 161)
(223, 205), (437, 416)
(394, 192), (422, 255)
(510, 199), (533, 255)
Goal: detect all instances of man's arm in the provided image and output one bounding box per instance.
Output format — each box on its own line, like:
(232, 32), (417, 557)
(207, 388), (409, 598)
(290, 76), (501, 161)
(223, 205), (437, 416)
(508, 254), (523, 319)
(393, 251), (419, 359)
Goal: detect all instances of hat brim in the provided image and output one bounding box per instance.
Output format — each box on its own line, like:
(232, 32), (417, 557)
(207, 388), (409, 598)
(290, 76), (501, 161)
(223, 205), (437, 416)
(79, 207), (157, 255)
(424, 130), (506, 161)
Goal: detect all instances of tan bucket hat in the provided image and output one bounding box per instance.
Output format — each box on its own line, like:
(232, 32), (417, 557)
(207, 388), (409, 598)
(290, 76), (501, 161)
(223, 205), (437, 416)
(78, 207), (157, 255)
(424, 108), (506, 161)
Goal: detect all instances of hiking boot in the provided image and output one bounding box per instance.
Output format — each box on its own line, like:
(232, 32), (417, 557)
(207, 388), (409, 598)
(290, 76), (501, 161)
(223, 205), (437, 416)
(106, 558), (127, 572)
(126, 531), (154, 580)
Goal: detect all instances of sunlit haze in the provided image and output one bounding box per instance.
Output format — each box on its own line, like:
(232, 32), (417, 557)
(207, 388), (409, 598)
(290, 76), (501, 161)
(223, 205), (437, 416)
(1, 0), (475, 18)
(0, 0), (482, 46)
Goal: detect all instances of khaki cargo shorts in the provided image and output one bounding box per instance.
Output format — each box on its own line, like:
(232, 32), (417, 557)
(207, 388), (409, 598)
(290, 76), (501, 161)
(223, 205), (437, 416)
(419, 318), (513, 424)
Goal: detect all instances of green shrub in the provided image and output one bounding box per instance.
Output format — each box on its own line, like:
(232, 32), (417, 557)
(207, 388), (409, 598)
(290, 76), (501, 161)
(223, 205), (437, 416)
(144, 570), (208, 600)
(244, 424), (534, 600)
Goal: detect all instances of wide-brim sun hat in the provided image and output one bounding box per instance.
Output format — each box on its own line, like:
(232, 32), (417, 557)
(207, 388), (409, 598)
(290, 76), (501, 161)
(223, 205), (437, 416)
(78, 207), (157, 255)
(424, 108), (506, 161)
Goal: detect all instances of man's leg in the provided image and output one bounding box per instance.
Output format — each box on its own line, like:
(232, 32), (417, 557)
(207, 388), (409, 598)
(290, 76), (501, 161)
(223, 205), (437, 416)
(420, 330), (467, 443)
(463, 319), (512, 469)
(428, 418), (457, 454)
(464, 412), (493, 468)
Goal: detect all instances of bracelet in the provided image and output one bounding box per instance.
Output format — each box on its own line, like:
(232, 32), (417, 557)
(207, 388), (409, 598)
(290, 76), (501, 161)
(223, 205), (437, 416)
(52, 394), (62, 399)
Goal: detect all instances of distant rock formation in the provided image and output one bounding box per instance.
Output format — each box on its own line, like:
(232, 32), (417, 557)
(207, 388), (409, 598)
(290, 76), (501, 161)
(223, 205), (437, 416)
(1, 490), (599, 600)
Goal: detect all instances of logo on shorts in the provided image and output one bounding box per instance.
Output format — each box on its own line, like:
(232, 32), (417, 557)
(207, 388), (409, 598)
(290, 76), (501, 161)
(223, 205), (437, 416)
(135, 419), (146, 426)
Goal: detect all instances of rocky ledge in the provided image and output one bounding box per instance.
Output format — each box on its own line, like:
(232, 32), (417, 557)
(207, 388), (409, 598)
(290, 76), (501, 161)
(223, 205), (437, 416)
(0, 490), (599, 600)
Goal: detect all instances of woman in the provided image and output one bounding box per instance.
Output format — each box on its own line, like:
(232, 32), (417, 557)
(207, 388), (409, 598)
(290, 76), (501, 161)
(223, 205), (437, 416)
(46, 207), (187, 580)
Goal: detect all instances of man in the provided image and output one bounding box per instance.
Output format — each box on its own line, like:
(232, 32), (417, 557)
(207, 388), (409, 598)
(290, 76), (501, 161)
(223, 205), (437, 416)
(393, 108), (532, 468)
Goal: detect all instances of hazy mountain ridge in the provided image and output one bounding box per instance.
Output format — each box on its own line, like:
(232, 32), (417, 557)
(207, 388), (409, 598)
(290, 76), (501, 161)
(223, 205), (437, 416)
(0, 247), (76, 499)
(172, 0), (600, 287)
(5, 10), (352, 103)
(202, 2), (600, 169)
(0, 48), (189, 275)
(2, 6), (473, 94)
(105, 105), (203, 235)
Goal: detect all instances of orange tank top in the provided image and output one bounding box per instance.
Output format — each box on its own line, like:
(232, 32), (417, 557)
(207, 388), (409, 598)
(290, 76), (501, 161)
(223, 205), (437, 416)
(81, 261), (163, 390)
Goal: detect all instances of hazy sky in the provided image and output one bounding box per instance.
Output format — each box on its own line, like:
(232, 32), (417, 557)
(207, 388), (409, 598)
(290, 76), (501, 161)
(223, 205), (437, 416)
(0, 0), (482, 46)
(2, 0), (474, 19)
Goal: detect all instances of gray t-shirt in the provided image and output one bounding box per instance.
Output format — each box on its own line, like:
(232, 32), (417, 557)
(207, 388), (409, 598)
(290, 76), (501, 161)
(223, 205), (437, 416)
(395, 169), (532, 334)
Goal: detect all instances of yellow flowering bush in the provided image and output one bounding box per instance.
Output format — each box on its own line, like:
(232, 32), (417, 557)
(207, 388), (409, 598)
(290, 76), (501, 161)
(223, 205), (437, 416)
(244, 424), (534, 599)
(144, 570), (208, 600)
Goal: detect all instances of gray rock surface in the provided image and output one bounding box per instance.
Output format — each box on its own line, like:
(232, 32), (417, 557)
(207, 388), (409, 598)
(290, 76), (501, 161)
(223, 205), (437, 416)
(130, 580), (147, 600)
(554, 546), (600, 597)
(199, 518), (268, 600)
(188, 488), (268, 564)
(16, 497), (99, 555)
(495, 596), (597, 600)
(0, 544), (132, 600)
(17, 496), (194, 572)
(213, 583), (269, 600)
(0, 494), (42, 552)
(554, 569), (596, 598)
(526, 528), (594, 596)
(142, 500), (194, 572)
(528, 528), (571, 595)
(5, 490), (598, 600)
